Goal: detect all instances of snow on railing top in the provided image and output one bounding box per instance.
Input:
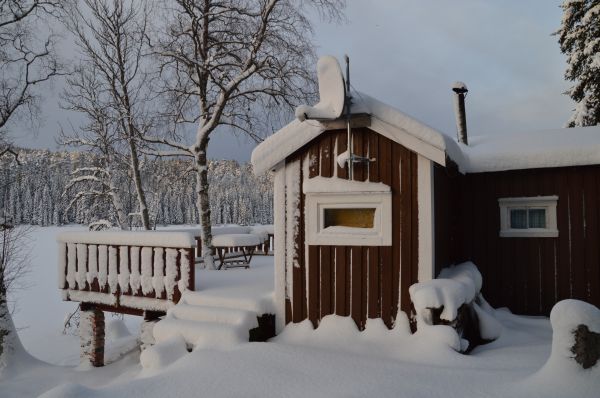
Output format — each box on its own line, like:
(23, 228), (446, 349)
(57, 231), (196, 248)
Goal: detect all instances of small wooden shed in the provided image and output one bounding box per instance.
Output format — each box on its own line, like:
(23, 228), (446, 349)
(252, 56), (458, 331)
(252, 56), (600, 333)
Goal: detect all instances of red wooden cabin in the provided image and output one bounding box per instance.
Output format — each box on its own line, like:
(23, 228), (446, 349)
(251, 55), (600, 333)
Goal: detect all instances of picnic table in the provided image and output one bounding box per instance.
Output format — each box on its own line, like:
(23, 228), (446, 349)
(212, 234), (261, 270)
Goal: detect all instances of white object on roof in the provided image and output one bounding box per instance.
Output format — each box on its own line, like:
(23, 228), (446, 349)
(303, 176), (390, 194)
(294, 55), (345, 122)
(452, 81), (468, 91)
(57, 231), (196, 248)
(251, 56), (457, 175)
(212, 234), (261, 247)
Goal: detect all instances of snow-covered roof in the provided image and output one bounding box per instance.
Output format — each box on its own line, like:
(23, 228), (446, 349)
(251, 56), (600, 176)
(251, 90), (459, 175)
(459, 126), (600, 173)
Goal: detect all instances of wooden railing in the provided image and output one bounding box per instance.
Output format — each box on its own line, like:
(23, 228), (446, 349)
(57, 231), (196, 316)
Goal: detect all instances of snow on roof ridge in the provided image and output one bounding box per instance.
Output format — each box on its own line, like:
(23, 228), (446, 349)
(251, 90), (457, 175)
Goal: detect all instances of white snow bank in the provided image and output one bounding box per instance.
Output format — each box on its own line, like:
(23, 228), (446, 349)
(57, 231), (196, 248)
(473, 302), (502, 341)
(212, 234), (261, 247)
(294, 55), (345, 122)
(274, 314), (411, 357)
(410, 262), (502, 346)
(438, 262), (483, 302)
(522, 300), (600, 397)
(153, 318), (246, 350)
(167, 304), (258, 331)
(410, 262), (481, 322)
(140, 334), (188, 370)
(410, 279), (469, 322)
(303, 176), (390, 193)
(544, 300), (600, 372)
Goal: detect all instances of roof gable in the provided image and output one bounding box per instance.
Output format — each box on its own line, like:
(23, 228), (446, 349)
(251, 89), (458, 174)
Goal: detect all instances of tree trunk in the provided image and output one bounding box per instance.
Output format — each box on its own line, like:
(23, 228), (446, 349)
(107, 165), (129, 230)
(195, 143), (215, 269)
(0, 275), (20, 371)
(128, 138), (151, 230)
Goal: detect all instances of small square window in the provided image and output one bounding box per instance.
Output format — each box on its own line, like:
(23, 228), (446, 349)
(499, 196), (558, 238)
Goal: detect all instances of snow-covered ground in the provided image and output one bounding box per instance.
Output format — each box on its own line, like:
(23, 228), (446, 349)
(2, 226), (599, 398)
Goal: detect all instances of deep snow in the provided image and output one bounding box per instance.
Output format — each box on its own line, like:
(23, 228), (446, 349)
(2, 226), (599, 398)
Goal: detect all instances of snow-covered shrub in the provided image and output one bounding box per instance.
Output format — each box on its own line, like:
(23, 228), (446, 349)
(523, 300), (600, 396)
(546, 299), (600, 371)
(409, 262), (501, 352)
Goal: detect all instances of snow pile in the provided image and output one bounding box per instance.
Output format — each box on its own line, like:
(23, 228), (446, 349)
(274, 314), (412, 358)
(151, 304), (258, 352)
(294, 55), (345, 122)
(522, 299), (600, 397)
(336, 150), (350, 169)
(410, 262), (481, 323)
(140, 334), (188, 371)
(543, 300), (600, 372)
(249, 224), (273, 241)
(303, 176), (390, 193)
(212, 233), (261, 247)
(409, 262), (501, 350)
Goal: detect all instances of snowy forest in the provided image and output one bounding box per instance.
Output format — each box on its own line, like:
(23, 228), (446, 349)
(0, 148), (273, 228)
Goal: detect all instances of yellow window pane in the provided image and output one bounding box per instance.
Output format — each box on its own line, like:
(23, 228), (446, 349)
(324, 208), (375, 229)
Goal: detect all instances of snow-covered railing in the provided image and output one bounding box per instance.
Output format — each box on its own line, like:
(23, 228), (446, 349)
(57, 231), (196, 314)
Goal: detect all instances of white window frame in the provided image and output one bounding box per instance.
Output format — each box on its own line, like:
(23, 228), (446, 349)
(305, 192), (392, 246)
(498, 196), (559, 238)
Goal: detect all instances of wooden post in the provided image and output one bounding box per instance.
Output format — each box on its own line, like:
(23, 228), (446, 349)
(80, 303), (105, 367)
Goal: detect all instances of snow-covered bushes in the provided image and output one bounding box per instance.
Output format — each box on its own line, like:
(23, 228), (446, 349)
(409, 262), (501, 352)
(522, 299), (600, 397)
(545, 300), (600, 371)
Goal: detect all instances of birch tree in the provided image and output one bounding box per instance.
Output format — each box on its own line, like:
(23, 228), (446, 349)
(0, 1), (63, 156)
(0, 0), (63, 372)
(147, 0), (344, 268)
(60, 67), (130, 230)
(62, 0), (155, 229)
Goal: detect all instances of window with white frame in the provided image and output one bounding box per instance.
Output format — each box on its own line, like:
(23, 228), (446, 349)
(305, 192), (392, 246)
(498, 196), (558, 238)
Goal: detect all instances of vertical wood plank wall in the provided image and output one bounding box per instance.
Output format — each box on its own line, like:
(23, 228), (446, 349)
(434, 164), (600, 316)
(284, 128), (419, 330)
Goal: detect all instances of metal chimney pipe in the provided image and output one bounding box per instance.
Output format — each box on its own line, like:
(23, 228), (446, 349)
(452, 82), (469, 145)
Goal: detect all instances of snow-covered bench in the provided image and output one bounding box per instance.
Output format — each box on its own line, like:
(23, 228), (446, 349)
(57, 231), (196, 316)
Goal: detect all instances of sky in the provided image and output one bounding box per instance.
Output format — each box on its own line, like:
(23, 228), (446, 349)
(11, 0), (572, 162)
